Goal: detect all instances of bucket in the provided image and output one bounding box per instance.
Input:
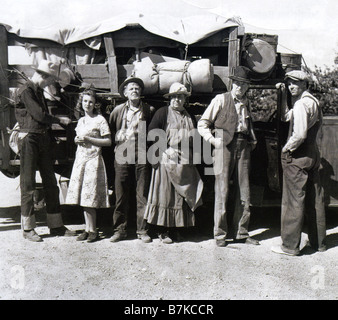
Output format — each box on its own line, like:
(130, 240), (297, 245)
(58, 68), (75, 88)
(242, 39), (276, 81)
(280, 53), (302, 72)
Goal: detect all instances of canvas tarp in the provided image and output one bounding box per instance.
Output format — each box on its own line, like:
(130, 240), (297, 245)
(0, 0), (242, 45)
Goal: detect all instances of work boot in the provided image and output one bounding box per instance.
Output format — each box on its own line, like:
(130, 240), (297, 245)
(87, 231), (99, 243)
(110, 232), (127, 243)
(76, 231), (89, 241)
(23, 229), (43, 242)
(271, 245), (299, 256)
(159, 232), (173, 244)
(137, 233), (152, 243)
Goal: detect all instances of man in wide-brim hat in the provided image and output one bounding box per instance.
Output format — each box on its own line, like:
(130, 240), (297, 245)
(31, 59), (60, 79)
(15, 59), (75, 242)
(228, 65), (251, 84)
(109, 76), (155, 243)
(118, 76), (145, 99)
(198, 66), (259, 247)
(163, 82), (191, 99)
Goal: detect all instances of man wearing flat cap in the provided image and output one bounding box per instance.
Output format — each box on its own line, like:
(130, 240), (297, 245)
(15, 59), (75, 242)
(198, 66), (259, 247)
(272, 70), (326, 256)
(109, 76), (155, 243)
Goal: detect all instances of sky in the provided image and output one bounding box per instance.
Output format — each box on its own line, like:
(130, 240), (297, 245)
(2, 0), (337, 69)
(198, 0), (337, 69)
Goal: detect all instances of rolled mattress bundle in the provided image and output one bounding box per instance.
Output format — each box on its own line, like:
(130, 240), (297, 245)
(133, 58), (214, 94)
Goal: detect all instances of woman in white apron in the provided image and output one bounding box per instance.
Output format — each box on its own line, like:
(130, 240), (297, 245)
(144, 83), (203, 243)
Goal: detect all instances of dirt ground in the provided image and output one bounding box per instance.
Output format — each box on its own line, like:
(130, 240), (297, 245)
(0, 172), (337, 300)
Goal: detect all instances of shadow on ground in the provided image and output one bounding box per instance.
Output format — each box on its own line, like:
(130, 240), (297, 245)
(1, 205), (337, 249)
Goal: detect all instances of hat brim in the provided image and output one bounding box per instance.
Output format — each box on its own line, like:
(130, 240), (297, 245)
(284, 75), (308, 82)
(228, 75), (251, 83)
(118, 77), (144, 99)
(32, 66), (58, 78)
(163, 91), (191, 99)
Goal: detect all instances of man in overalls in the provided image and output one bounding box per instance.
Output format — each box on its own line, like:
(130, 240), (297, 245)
(272, 70), (326, 256)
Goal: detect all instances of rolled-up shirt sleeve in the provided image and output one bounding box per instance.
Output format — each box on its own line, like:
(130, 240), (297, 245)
(281, 104), (293, 122)
(197, 95), (223, 142)
(283, 102), (308, 152)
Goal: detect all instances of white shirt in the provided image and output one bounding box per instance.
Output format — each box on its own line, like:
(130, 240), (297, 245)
(233, 95), (249, 133)
(282, 91), (320, 152)
(197, 93), (249, 142)
(116, 102), (142, 142)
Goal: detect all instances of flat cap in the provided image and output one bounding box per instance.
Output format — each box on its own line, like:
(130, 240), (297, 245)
(285, 70), (310, 82)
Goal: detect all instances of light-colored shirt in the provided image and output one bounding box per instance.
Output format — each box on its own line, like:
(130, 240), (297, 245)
(234, 95), (249, 133)
(282, 91), (320, 152)
(116, 102), (142, 142)
(197, 92), (249, 142)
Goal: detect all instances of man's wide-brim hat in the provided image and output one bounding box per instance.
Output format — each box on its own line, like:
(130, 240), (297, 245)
(285, 70), (310, 82)
(228, 66), (251, 83)
(163, 82), (191, 99)
(32, 59), (59, 78)
(118, 76), (144, 99)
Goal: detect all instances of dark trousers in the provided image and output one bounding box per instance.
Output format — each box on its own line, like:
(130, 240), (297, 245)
(19, 133), (61, 230)
(113, 161), (150, 235)
(214, 135), (252, 240)
(281, 151), (326, 254)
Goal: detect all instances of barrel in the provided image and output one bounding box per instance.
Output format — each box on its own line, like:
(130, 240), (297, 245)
(242, 39), (276, 81)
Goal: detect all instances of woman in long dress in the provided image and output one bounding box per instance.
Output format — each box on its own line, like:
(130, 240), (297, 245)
(144, 82), (203, 243)
(66, 89), (111, 242)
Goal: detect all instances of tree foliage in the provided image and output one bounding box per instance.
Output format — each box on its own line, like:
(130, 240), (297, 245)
(248, 63), (338, 122)
(310, 65), (338, 115)
(248, 89), (277, 122)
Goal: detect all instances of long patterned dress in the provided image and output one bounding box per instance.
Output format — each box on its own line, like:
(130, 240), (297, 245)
(66, 114), (110, 208)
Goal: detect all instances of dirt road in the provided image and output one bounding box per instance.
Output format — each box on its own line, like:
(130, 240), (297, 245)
(0, 173), (337, 300)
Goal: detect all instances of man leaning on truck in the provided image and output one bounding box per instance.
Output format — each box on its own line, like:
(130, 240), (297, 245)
(15, 59), (75, 242)
(272, 70), (326, 256)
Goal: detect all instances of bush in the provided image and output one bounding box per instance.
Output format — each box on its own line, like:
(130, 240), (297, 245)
(248, 64), (338, 120)
(310, 65), (338, 115)
(248, 89), (277, 122)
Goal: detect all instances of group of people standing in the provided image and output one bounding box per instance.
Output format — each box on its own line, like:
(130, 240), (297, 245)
(15, 59), (326, 256)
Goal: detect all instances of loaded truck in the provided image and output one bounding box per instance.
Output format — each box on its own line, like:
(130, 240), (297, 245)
(0, 15), (337, 207)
